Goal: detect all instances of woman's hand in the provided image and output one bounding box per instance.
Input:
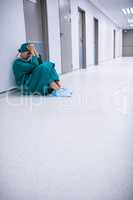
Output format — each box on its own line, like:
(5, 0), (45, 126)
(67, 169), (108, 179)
(28, 44), (39, 56)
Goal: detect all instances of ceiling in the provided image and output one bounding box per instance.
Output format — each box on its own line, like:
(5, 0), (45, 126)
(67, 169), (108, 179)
(89, 0), (133, 29)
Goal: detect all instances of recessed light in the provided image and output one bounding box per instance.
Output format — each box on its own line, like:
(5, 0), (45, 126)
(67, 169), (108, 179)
(122, 8), (133, 15)
(130, 24), (133, 27)
(28, 0), (37, 3)
(128, 19), (133, 23)
(130, 8), (133, 14)
(127, 8), (131, 14)
(122, 9), (127, 14)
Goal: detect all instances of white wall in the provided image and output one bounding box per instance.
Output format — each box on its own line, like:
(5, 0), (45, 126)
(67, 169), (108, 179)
(70, 0), (122, 69)
(0, 0), (26, 92)
(115, 30), (122, 58)
(46, 0), (62, 74)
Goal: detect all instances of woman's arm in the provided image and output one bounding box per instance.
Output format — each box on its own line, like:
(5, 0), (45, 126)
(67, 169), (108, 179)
(14, 59), (37, 74)
(28, 44), (41, 65)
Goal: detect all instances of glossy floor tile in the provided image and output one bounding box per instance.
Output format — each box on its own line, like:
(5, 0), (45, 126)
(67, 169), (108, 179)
(0, 58), (133, 200)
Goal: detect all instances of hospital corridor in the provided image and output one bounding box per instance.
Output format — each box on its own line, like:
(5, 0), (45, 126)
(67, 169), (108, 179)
(0, 0), (133, 200)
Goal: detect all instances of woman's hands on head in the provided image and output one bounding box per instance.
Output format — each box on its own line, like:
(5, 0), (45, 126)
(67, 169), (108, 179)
(28, 44), (39, 57)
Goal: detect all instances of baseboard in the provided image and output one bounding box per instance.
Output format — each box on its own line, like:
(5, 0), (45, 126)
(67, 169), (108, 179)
(99, 57), (118, 64)
(0, 87), (17, 95)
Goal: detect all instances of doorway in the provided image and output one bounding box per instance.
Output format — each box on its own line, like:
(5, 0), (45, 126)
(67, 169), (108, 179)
(78, 8), (86, 68)
(122, 29), (133, 57)
(23, 0), (49, 60)
(113, 30), (116, 58)
(59, 0), (72, 74)
(94, 18), (99, 65)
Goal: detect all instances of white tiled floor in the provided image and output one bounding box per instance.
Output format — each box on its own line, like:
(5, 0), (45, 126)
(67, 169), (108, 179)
(1, 57), (133, 200)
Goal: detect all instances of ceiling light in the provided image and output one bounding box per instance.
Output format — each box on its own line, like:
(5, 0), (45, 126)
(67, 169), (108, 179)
(130, 24), (133, 27)
(122, 9), (127, 14)
(128, 19), (133, 23)
(28, 0), (37, 3)
(127, 8), (131, 14)
(122, 8), (133, 15)
(130, 8), (133, 14)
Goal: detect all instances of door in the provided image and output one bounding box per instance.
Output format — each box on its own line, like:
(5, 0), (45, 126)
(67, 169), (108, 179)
(23, 0), (49, 60)
(78, 8), (86, 68)
(59, 0), (72, 74)
(123, 30), (133, 57)
(113, 30), (116, 58)
(94, 18), (99, 65)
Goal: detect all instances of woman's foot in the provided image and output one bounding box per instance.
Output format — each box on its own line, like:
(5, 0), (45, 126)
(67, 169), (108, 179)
(50, 82), (60, 90)
(49, 88), (72, 97)
(55, 81), (61, 88)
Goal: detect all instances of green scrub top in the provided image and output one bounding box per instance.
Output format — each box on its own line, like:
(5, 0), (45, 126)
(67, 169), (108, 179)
(13, 55), (60, 95)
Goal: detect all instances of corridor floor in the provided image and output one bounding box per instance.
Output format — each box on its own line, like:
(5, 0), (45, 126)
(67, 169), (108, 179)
(0, 57), (133, 200)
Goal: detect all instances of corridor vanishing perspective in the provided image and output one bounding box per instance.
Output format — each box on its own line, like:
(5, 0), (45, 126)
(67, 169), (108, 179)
(1, 0), (133, 199)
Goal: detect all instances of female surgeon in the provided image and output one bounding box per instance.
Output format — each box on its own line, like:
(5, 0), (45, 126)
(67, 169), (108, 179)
(13, 43), (72, 97)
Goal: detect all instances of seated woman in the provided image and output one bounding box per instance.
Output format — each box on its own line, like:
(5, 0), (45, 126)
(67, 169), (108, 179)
(13, 43), (72, 97)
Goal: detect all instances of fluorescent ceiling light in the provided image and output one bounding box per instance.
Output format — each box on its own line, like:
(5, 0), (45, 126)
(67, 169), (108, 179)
(28, 0), (37, 3)
(122, 9), (126, 14)
(127, 8), (131, 14)
(128, 19), (133, 23)
(122, 8), (133, 15)
(130, 8), (133, 14)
